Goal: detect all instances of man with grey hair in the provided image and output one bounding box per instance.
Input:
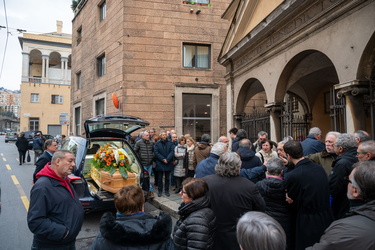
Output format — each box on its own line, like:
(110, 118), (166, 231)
(353, 129), (370, 146)
(307, 161), (375, 249)
(195, 142), (228, 178)
(237, 211), (286, 250)
(329, 133), (358, 219)
(356, 140), (375, 162)
(253, 131), (268, 153)
(218, 136), (229, 146)
(306, 131), (340, 176)
(194, 133), (211, 163)
(301, 127), (325, 156)
(203, 152), (265, 250)
(255, 158), (293, 249)
(232, 129), (248, 152)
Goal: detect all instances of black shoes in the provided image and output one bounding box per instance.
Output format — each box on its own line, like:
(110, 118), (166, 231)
(158, 192), (162, 197)
(165, 192), (170, 197)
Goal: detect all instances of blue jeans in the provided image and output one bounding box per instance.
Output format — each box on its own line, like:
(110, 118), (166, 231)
(144, 165), (152, 176)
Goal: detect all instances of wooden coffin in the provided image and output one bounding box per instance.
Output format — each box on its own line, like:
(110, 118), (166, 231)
(91, 166), (137, 193)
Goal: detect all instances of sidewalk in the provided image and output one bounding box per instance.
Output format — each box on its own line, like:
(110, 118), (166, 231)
(148, 175), (181, 219)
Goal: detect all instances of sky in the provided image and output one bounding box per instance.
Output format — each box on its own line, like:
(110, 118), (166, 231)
(0, 0), (74, 91)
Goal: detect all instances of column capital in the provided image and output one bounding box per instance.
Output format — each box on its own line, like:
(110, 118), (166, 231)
(335, 80), (369, 99)
(264, 102), (283, 113)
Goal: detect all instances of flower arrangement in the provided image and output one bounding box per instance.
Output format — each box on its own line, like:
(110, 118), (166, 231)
(91, 143), (134, 179)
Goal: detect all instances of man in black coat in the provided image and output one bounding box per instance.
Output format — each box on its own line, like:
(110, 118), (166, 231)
(203, 152), (265, 250)
(307, 161), (375, 249)
(284, 140), (333, 250)
(329, 133), (358, 219)
(33, 139), (58, 184)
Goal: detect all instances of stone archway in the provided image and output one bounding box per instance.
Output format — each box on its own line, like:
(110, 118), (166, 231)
(235, 78), (268, 142)
(274, 50), (340, 140)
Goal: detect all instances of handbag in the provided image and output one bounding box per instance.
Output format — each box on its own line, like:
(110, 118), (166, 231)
(27, 150), (31, 162)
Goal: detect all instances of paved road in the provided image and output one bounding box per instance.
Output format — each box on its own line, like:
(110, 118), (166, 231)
(0, 136), (174, 250)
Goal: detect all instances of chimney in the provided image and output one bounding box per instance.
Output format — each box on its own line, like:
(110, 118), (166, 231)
(56, 20), (63, 34)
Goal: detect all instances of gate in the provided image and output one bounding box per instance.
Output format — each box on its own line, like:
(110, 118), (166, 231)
(279, 95), (309, 142)
(364, 77), (375, 139)
(330, 88), (346, 133)
(241, 111), (270, 143)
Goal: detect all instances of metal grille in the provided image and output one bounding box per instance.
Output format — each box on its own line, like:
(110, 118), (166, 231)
(279, 96), (309, 142)
(241, 112), (270, 143)
(330, 88), (346, 133)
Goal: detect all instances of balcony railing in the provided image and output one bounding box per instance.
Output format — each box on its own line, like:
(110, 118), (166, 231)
(24, 77), (71, 85)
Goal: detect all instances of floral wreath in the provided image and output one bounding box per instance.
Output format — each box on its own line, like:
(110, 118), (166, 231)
(91, 143), (134, 179)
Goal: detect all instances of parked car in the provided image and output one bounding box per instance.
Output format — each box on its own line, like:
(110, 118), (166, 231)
(61, 115), (150, 213)
(5, 132), (17, 142)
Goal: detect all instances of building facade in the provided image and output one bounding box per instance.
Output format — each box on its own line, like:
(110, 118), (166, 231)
(18, 21), (72, 136)
(71, 0), (231, 141)
(219, 0), (375, 142)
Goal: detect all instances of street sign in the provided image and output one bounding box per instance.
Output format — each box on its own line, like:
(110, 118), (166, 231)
(60, 112), (69, 125)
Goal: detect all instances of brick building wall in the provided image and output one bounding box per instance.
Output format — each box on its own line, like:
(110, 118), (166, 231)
(71, 0), (231, 140)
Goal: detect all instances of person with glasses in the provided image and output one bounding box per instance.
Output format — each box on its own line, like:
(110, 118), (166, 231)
(173, 178), (216, 250)
(329, 133), (358, 219)
(356, 140), (375, 162)
(307, 161), (375, 249)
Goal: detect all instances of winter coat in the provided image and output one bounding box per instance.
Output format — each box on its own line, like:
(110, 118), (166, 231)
(33, 136), (43, 150)
(91, 212), (174, 250)
(255, 149), (278, 164)
(195, 153), (220, 178)
(173, 195), (216, 250)
(231, 136), (247, 152)
(27, 168), (84, 248)
(284, 158), (334, 250)
(134, 138), (154, 166)
(194, 142), (211, 163)
(306, 149), (337, 177)
(16, 136), (29, 151)
(203, 174), (265, 250)
(328, 147), (358, 219)
(154, 139), (175, 172)
(174, 144), (187, 177)
(237, 147), (262, 169)
(306, 200), (375, 250)
(301, 135), (325, 156)
(240, 165), (266, 184)
(256, 177), (293, 250)
(33, 150), (53, 183)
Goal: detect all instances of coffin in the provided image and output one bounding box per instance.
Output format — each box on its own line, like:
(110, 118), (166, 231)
(91, 166), (137, 193)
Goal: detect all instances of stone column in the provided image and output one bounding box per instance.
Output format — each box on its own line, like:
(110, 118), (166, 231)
(21, 52), (29, 82)
(42, 55), (49, 83)
(335, 80), (369, 133)
(265, 102), (283, 142)
(61, 57), (68, 84)
(45, 56), (50, 82)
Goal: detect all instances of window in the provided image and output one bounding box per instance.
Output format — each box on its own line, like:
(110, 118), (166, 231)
(97, 54), (106, 77)
(99, 1), (106, 21)
(31, 93), (39, 103)
(182, 94), (211, 140)
(76, 71), (82, 89)
(29, 118), (39, 131)
(77, 27), (82, 45)
(95, 98), (105, 116)
(74, 106), (81, 135)
(183, 44), (210, 69)
(51, 95), (63, 104)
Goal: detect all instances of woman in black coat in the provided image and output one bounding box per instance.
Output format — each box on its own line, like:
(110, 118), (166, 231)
(15, 132), (29, 165)
(173, 178), (216, 250)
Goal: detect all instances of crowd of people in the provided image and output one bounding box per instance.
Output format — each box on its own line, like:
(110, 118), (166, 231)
(23, 126), (375, 249)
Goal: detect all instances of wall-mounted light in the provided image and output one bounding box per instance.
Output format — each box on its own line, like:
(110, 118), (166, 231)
(196, 9), (201, 15)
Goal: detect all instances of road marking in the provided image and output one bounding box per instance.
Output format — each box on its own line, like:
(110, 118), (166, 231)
(11, 175), (29, 211)
(6, 164), (11, 170)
